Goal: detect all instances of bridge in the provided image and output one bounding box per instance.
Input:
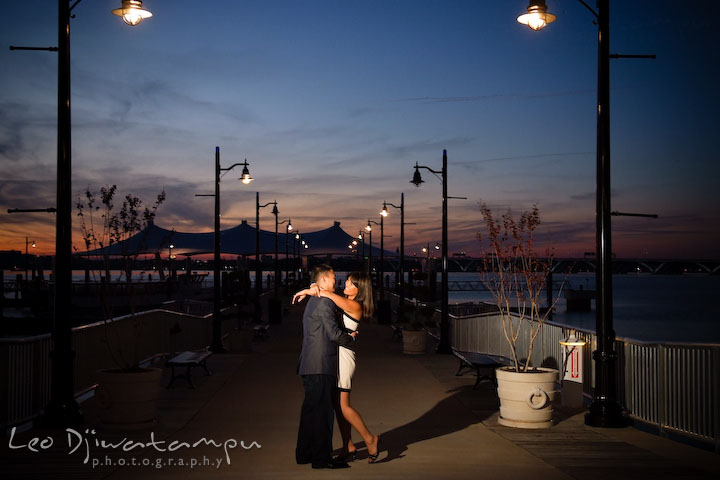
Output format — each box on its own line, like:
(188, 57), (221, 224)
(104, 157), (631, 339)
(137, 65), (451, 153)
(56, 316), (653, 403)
(384, 257), (720, 275)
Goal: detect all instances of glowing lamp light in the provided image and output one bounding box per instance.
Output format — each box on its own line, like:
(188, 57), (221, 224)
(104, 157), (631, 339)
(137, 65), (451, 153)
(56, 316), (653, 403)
(287, 221), (293, 232)
(112, 0), (153, 26)
(380, 203), (389, 217)
(517, 0), (556, 31)
(559, 333), (587, 347)
(365, 224), (372, 232)
(240, 160), (254, 184)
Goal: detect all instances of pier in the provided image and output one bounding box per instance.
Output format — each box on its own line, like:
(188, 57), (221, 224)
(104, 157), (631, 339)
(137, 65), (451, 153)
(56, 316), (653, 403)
(2, 301), (719, 479)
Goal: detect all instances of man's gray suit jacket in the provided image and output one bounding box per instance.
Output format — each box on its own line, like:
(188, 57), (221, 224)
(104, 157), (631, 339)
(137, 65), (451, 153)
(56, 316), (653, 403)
(298, 296), (354, 376)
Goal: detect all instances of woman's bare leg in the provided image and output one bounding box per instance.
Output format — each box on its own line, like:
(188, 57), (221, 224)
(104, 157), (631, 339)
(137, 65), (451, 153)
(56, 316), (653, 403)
(333, 391), (355, 454)
(340, 391), (378, 457)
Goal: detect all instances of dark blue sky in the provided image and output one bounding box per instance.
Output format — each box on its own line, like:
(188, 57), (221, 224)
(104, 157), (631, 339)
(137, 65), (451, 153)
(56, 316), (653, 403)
(1, 1), (719, 258)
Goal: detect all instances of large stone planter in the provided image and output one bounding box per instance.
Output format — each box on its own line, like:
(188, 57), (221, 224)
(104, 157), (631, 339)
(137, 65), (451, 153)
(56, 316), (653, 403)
(402, 329), (427, 354)
(496, 366), (558, 429)
(96, 367), (163, 428)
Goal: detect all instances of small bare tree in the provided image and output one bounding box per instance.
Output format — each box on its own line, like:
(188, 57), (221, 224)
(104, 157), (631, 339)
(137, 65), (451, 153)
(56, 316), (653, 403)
(75, 185), (165, 370)
(478, 203), (565, 373)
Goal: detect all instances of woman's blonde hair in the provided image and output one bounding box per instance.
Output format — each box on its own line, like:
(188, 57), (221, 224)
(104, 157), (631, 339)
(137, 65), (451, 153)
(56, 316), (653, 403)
(349, 271), (374, 320)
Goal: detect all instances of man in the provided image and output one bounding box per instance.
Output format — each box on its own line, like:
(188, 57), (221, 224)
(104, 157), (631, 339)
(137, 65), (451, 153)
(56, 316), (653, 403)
(296, 265), (356, 469)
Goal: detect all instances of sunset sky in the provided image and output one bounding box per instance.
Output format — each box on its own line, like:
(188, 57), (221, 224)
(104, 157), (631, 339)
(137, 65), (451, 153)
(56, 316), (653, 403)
(1, 1), (719, 259)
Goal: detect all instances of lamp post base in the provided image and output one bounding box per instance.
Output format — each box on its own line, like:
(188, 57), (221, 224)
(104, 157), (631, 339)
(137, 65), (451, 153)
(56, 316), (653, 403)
(585, 399), (626, 428)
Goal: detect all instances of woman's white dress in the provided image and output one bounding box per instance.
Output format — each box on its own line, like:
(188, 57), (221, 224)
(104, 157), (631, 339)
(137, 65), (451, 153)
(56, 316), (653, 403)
(337, 312), (359, 391)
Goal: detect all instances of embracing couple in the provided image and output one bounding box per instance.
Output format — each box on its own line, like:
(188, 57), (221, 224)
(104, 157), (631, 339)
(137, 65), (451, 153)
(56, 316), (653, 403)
(293, 264), (380, 469)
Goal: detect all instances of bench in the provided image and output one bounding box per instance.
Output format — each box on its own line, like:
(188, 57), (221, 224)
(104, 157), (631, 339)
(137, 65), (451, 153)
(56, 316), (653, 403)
(452, 348), (513, 389)
(391, 324), (403, 341)
(253, 324), (270, 340)
(166, 350), (213, 388)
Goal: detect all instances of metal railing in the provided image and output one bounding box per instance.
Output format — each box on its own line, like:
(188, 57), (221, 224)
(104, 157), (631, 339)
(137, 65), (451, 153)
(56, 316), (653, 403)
(0, 300), (238, 430)
(447, 306), (719, 451)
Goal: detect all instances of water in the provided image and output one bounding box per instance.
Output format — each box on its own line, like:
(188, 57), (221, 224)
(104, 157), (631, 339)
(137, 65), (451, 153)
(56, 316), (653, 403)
(4, 269), (719, 343)
(445, 272), (720, 344)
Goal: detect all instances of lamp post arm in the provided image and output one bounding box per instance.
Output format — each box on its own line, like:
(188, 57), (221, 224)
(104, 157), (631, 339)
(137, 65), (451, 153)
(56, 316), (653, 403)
(576, 0), (599, 19)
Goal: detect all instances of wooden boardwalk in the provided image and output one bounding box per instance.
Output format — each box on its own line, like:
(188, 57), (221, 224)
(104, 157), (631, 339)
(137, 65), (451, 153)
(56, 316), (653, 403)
(2, 305), (719, 480)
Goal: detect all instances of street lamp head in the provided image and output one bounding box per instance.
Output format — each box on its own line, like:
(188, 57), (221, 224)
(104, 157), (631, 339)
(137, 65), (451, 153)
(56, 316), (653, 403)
(380, 203), (389, 217)
(31, 241), (36, 248)
(434, 242), (441, 250)
(271, 203), (279, 216)
(365, 223), (372, 232)
(410, 162), (424, 187)
(295, 233), (300, 240)
(240, 160), (254, 184)
(112, 0), (153, 26)
(422, 246), (428, 253)
(287, 220), (293, 232)
(517, 0), (556, 31)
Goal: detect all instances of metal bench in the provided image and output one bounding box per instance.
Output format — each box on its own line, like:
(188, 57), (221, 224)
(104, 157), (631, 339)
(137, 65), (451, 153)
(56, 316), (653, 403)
(253, 324), (270, 340)
(390, 324), (403, 341)
(166, 349), (212, 388)
(452, 348), (513, 389)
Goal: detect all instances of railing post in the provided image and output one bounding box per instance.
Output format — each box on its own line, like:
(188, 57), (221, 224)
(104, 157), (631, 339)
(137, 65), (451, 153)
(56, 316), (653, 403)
(657, 344), (666, 437)
(714, 346), (720, 453)
(0, 342), (8, 428)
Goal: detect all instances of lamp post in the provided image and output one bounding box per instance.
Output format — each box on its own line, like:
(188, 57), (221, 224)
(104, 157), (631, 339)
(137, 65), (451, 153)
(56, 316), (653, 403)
(25, 238), (36, 282)
(294, 232), (300, 280)
(366, 219), (382, 299)
(9, 0), (153, 427)
(256, 194), (276, 297)
(516, 0), (652, 428)
(279, 219), (292, 288)
(271, 203), (280, 294)
(364, 223), (373, 278)
(358, 232), (365, 263)
(410, 150), (452, 354)
(380, 193), (405, 314)
(197, 147), (253, 353)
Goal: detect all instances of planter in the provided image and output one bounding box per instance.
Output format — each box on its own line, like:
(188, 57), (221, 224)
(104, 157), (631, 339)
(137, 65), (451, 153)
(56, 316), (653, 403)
(227, 328), (252, 353)
(496, 366), (558, 429)
(96, 367), (163, 428)
(402, 329), (427, 355)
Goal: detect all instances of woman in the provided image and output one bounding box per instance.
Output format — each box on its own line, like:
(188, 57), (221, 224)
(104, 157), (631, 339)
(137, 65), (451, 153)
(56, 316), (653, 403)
(292, 271), (380, 463)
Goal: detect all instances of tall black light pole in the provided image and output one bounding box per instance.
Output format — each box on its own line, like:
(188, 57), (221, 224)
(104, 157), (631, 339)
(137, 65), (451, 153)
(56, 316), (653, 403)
(358, 232), (365, 263)
(279, 219), (292, 288)
(10, 0), (153, 428)
(197, 147), (253, 353)
(516, 0), (652, 428)
(294, 232), (300, 280)
(365, 224), (373, 277)
(25, 238), (36, 281)
(366, 220), (380, 291)
(271, 204), (279, 296)
(256, 194), (276, 297)
(381, 193), (405, 313)
(411, 150), (464, 355)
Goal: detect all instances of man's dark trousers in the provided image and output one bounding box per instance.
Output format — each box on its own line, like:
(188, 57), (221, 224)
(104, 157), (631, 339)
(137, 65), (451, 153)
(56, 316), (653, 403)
(296, 374), (336, 464)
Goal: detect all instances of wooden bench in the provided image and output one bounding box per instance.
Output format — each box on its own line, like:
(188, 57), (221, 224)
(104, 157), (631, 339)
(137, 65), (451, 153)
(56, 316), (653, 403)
(390, 324), (403, 341)
(166, 350), (213, 388)
(253, 324), (270, 340)
(452, 348), (513, 389)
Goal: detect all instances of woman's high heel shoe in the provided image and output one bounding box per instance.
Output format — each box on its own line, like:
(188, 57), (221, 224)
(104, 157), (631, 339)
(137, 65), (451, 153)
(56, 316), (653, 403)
(368, 437), (380, 464)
